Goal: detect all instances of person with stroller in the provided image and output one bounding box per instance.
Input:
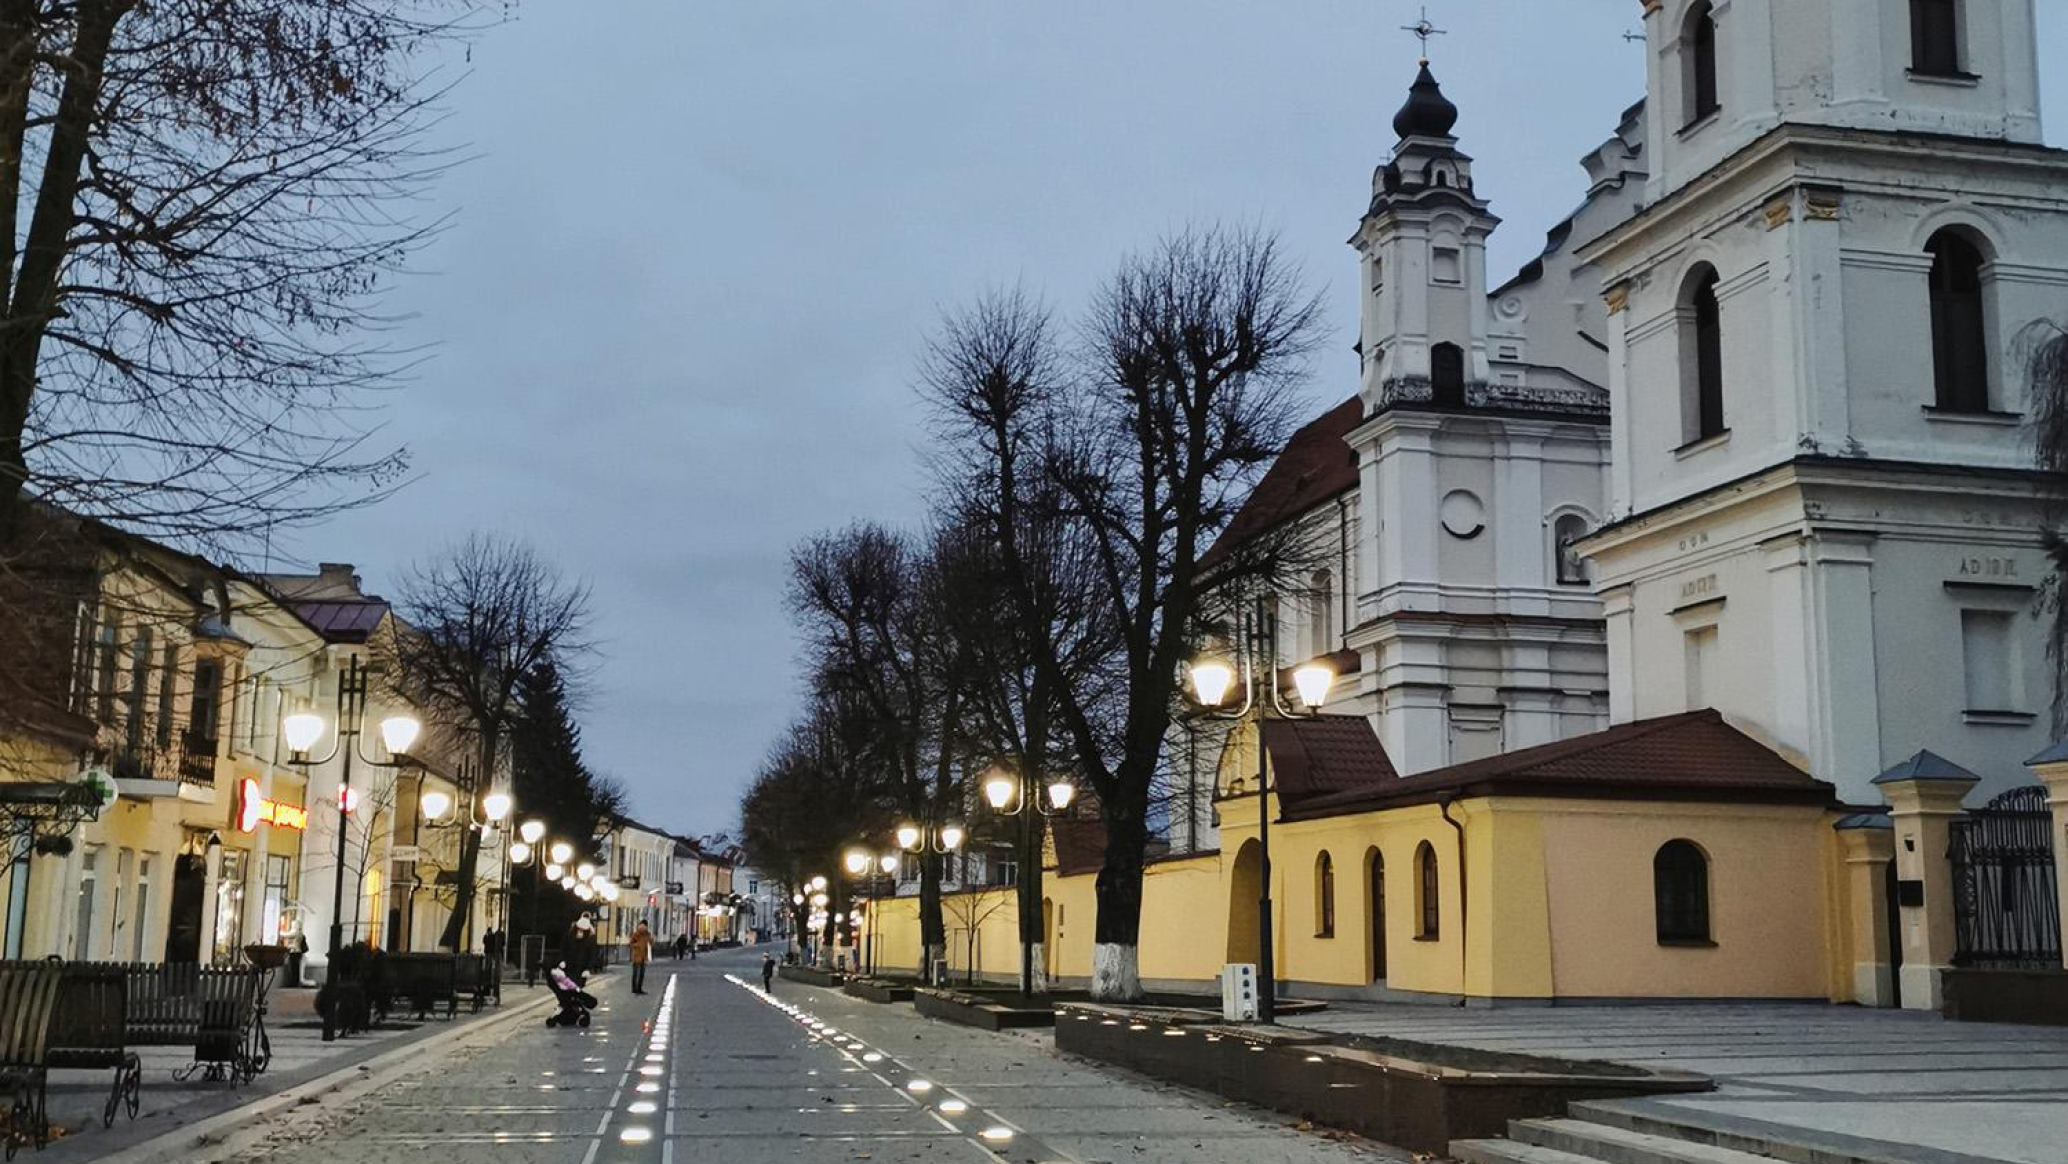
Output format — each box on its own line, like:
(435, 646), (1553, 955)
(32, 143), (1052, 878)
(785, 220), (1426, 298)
(629, 919), (654, 994)
(568, 913), (598, 976)
(545, 962), (596, 1028)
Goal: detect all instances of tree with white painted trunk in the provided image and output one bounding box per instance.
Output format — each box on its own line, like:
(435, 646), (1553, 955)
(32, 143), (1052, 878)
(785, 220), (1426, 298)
(921, 229), (1323, 998)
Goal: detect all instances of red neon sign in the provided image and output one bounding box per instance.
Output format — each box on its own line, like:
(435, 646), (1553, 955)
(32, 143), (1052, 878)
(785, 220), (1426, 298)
(238, 778), (309, 833)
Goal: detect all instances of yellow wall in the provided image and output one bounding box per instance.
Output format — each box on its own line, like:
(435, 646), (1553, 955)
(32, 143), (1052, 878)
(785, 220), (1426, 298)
(857, 794), (1850, 1003)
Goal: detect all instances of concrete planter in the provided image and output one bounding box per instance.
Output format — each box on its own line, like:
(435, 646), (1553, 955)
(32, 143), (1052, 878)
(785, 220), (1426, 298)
(777, 964), (845, 988)
(842, 978), (916, 1004)
(913, 988), (1057, 1030)
(1943, 967), (2068, 1026)
(1053, 1004), (1711, 1156)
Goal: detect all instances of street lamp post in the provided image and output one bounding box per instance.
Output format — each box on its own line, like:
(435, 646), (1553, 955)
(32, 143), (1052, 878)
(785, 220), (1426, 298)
(1187, 595), (1335, 1025)
(283, 653), (422, 1043)
(893, 823), (966, 983)
(981, 767), (1077, 998)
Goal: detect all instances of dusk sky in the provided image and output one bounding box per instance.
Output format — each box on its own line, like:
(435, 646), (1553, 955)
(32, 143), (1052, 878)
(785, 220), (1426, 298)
(289, 2), (2068, 835)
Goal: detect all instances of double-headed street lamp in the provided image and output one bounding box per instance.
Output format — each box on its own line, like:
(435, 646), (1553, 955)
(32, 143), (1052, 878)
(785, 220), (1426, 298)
(843, 848), (901, 975)
(282, 654), (421, 1043)
(1188, 596), (1335, 1025)
(980, 767), (1077, 997)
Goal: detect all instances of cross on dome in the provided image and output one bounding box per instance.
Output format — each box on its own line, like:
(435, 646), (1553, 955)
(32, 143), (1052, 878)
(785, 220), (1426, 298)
(1401, 6), (1447, 64)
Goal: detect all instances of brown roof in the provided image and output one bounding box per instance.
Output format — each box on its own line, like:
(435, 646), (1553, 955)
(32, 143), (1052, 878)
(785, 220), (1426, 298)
(1284, 709), (1834, 821)
(1049, 817), (1108, 877)
(1262, 714), (1397, 804)
(294, 601), (388, 644)
(1201, 395), (1363, 570)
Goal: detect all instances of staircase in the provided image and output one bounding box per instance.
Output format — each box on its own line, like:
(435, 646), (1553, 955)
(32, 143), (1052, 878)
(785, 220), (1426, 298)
(1451, 1099), (1980, 1164)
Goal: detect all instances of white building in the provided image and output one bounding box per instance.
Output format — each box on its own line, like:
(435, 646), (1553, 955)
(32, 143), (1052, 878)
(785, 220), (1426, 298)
(1579, 0), (2058, 803)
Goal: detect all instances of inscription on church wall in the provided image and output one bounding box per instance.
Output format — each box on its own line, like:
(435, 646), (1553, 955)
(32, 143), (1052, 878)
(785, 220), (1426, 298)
(1678, 574), (1721, 602)
(1675, 530), (1711, 555)
(1955, 556), (2019, 580)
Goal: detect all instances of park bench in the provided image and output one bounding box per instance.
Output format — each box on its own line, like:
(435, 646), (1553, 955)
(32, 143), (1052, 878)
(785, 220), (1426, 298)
(381, 953), (459, 1020)
(43, 963), (136, 1128)
(0, 962), (62, 1158)
(123, 962), (202, 1047)
(453, 953), (496, 1011)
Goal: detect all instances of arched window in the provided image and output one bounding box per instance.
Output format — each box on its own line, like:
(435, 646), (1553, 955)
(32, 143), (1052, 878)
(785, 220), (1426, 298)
(1911, 0), (1962, 76)
(1681, 266), (1726, 444)
(1553, 514), (1592, 586)
(1654, 839), (1711, 943)
(1927, 230), (1989, 413)
(1315, 852), (1336, 938)
(1684, 1), (1720, 126)
(1414, 841), (1439, 940)
(1431, 342), (1465, 407)
(1308, 570), (1335, 658)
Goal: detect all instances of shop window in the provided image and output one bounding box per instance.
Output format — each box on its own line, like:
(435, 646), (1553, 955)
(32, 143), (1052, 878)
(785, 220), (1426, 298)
(1654, 839), (1711, 943)
(1927, 230), (1989, 413)
(1315, 851), (1336, 938)
(1911, 0), (1963, 76)
(1683, 1), (1720, 126)
(1414, 841), (1439, 940)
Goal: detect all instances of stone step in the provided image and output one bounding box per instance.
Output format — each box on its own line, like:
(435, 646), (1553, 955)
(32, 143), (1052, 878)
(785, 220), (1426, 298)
(1564, 1100), (1982, 1164)
(1451, 1138), (1611, 1164)
(1511, 1118), (1791, 1164)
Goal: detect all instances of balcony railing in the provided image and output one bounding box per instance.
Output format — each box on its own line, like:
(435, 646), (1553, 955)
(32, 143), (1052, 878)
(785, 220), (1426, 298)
(178, 734), (218, 786)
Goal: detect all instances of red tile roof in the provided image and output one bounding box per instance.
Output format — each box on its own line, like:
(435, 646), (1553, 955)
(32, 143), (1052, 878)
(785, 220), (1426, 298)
(1201, 395), (1363, 570)
(1049, 817), (1108, 877)
(1262, 714), (1397, 804)
(1283, 709), (1834, 821)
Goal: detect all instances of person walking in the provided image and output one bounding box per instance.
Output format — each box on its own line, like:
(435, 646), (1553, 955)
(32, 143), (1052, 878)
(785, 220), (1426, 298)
(674, 933), (688, 960)
(760, 952), (776, 993)
(629, 920), (654, 994)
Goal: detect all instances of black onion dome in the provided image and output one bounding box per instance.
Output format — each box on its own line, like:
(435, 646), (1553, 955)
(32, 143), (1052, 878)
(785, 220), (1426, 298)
(1392, 62), (1459, 139)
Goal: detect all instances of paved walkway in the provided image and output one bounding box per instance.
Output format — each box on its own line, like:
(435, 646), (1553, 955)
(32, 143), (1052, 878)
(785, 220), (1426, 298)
(42, 976), (544, 1162)
(202, 946), (1404, 1164)
(1287, 1002), (2068, 1164)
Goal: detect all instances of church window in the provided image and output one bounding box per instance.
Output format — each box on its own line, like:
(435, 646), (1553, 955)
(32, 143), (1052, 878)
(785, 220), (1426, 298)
(1680, 266), (1725, 444)
(1553, 514), (1592, 586)
(1431, 247), (1461, 285)
(1960, 609), (2016, 712)
(1370, 257), (1384, 293)
(1683, 625), (1718, 711)
(1683, 1), (1720, 126)
(1431, 343), (1466, 407)
(1308, 569), (1335, 658)
(1315, 852), (1336, 938)
(1414, 842), (1439, 940)
(1910, 0), (1963, 77)
(1927, 230), (1989, 413)
(1654, 840), (1711, 943)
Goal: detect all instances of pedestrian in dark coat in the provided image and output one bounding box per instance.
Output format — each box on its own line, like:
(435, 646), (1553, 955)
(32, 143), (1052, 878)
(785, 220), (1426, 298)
(761, 953), (776, 992)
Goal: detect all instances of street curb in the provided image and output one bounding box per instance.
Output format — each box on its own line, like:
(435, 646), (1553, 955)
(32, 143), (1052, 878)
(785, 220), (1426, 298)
(89, 988), (561, 1164)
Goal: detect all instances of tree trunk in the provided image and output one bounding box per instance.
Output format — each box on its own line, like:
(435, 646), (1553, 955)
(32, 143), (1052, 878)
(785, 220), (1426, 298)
(1091, 812), (1147, 1000)
(919, 848), (945, 981)
(437, 728), (499, 951)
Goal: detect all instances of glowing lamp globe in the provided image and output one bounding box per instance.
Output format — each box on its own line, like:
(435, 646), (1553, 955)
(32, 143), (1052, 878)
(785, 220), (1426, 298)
(844, 850), (868, 875)
(1189, 660), (1236, 708)
(282, 712), (326, 755)
(545, 863), (565, 881)
(419, 789), (452, 820)
(878, 853), (899, 875)
(481, 792), (513, 822)
(519, 819), (547, 845)
(549, 840), (574, 865)
(1047, 780), (1077, 812)
(508, 841), (533, 865)
(895, 825), (921, 852)
(1291, 662), (1335, 709)
(576, 863), (595, 882)
(983, 771), (1015, 811)
(939, 824), (966, 852)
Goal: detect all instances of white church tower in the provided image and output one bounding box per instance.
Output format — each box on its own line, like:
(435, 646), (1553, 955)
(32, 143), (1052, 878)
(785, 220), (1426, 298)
(1580, 0), (2060, 802)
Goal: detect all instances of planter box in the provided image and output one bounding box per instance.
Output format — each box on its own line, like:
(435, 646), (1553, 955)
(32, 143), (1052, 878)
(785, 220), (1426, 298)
(914, 988), (1058, 1031)
(843, 978), (916, 1004)
(778, 964), (845, 988)
(1053, 1005), (1710, 1156)
(1944, 967), (2068, 1026)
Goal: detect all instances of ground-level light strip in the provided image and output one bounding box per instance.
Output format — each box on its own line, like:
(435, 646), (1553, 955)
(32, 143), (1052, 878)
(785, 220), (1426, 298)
(726, 973), (1076, 1164)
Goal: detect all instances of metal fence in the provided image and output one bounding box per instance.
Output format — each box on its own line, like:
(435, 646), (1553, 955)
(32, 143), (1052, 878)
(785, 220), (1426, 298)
(1950, 785), (2061, 970)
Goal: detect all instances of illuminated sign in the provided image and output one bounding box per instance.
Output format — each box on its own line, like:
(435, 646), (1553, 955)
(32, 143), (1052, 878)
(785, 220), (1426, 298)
(238, 778), (309, 833)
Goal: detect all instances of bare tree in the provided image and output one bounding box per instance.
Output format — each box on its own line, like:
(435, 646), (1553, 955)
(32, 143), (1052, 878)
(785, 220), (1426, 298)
(787, 523), (970, 977)
(386, 533), (588, 951)
(2027, 324), (2068, 733)
(923, 227), (1323, 998)
(0, 1), (500, 550)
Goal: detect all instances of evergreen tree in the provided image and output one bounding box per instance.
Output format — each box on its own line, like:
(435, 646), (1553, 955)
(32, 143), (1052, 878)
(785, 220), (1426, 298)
(508, 660), (623, 941)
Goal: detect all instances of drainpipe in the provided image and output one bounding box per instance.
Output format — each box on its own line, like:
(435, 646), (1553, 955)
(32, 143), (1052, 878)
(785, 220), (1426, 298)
(1439, 794), (1467, 1008)
(1337, 495), (1352, 641)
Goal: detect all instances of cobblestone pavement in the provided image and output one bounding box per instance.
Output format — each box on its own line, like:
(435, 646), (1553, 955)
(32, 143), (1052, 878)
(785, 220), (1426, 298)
(214, 947), (1403, 1164)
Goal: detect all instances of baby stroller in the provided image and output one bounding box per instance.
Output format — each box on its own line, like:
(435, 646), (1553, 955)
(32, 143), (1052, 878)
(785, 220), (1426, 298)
(544, 963), (597, 1028)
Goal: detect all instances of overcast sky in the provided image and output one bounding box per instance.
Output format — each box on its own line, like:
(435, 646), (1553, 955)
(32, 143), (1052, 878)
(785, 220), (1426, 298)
(291, 2), (2068, 836)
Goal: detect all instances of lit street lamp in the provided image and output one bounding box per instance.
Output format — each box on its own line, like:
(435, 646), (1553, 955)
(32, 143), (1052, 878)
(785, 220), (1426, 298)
(1187, 596), (1333, 1025)
(284, 653), (420, 1043)
(981, 764), (1077, 997)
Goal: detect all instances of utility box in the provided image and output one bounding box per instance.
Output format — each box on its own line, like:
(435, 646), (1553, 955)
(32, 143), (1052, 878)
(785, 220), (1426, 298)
(930, 958), (950, 986)
(1221, 963), (1259, 1022)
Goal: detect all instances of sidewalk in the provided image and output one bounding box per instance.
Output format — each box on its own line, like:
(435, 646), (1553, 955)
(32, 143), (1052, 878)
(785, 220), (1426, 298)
(38, 977), (563, 1163)
(1284, 1001), (2068, 1164)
